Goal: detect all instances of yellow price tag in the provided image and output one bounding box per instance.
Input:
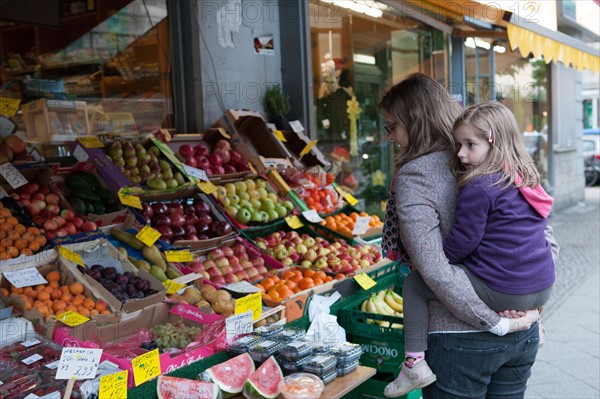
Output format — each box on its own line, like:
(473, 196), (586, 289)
(163, 279), (186, 294)
(0, 98), (20, 116)
(118, 191), (142, 209)
(56, 310), (90, 327)
(164, 250), (193, 263)
(131, 349), (161, 387)
(99, 370), (128, 399)
(197, 181), (218, 195)
(354, 273), (377, 290)
(235, 291), (262, 321)
(285, 215), (304, 229)
(78, 136), (104, 148)
(344, 193), (359, 206)
(299, 140), (318, 157)
(273, 130), (287, 142)
(135, 225), (161, 247)
(58, 246), (85, 267)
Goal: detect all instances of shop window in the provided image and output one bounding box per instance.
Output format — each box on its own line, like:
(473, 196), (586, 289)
(496, 53), (550, 186)
(310, 0), (448, 217)
(0, 0), (171, 142)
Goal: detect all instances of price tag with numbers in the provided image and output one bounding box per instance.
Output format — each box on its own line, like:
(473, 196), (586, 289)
(285, 215), (304, 229)
(226, 310), (253, 340)
(56, 348), (102, 380)
(56, 310), (90, 327)
(78, 136), (104, 148)
(98, 370), (128, 399)
(164, 250), (193, 263)
(183, 164), (208, 181)
(0, 97), (20, 116)
(273, 130), (287, 142)
(136, 225), (161, 247)
(197, 181), (218, 195)
(302, 210), (324, 223)
(234, 292), (262, 321)
(117, 191), (142, 210)
(0, 163), (27, 189)
(3, 267), (47, 288)
(352, 216), (371, 235)
(163, 279), (186, 295)
(354, 273), (377, 290)
(344, 193), (359, 206)
(58, 246), (85, 267)
(131, 349), (161, 387)
(299, 140), (318, 157)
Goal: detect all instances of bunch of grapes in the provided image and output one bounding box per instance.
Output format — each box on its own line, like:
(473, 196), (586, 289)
(151, 321), (203, 350)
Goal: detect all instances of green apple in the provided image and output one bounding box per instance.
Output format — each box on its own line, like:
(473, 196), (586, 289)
(260, 199), (275, 211)
(283, 200), (294, 212)
(250, 199), (262, 210)
(244, 179), (256, 191)
(274, 205), (288, 218)
(259, 211), (270, 222)
(224, 183), (236, 195)
(256, 179), (266, 189)
(248, 190), (260, 201)
(226, 194), (240, 205)
(225, 206), (238, 217)
(216, 186), (227, 198)
(250, 211), (264, 222)
(238, 191), (250, 202)
(267, 193), (279, 203)
(267, 209), (279, 220)
(257, 188), (268, 200)
(220, 196), (231, 207)
(236, 208), (251, 224)
(241, 201), (254, 211)
(234, 181), (247, 192)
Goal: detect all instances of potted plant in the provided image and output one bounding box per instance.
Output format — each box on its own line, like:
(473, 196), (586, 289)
(262, 85), (291, 130)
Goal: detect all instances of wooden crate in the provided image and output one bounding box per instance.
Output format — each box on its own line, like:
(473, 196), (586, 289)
(22, 99), (90, 143)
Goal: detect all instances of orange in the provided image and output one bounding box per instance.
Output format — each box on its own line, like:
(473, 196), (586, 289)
(261, 277), (275, 291)
(27, 227), (41, 236)
(1, 238), (13, 247)
(0, 208), (11, 218)
(14, 238), (28, 251)
(65, 304), (78, 312)
(60, 285), (70, 294)
(21, 232), (35, 242)
(312, 278), (324, 286)
(72, 294), (85, 306)
(90, 309), (99, 316)
(313, 271), (326, 281)
(254, 284), (265, 292)
(101, 310), (111, 315)
(61, 292), (74, 303)
(8, 231), (20, 241)
(37, 291), (50, 301)
(14, 224), (26, 234)
(51, 289), (63, 300)
(52, 300), (67, 312)
(282, 270), (295, 280)
(34, 236), (46, 246)
(0, 252), (10, 261)
(83, 297), (95, 310)
(48, 281), (59, 289)
(299, 278), (315, 290)
(95, 301), (108, 312)
(28, 241), (41, 252)
(284, 280), (297, 290)
(77, 307), (91, 316)
(70, 282), (84, 296)
(6, 217), (18, 226)
(45, 271), (60, 282)
(303, 269), (315, 278)
(10, 286), (23, 294)
(20, 248), (33, 256)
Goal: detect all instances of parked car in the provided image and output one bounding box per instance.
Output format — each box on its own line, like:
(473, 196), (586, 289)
(583, 128), (600, 186)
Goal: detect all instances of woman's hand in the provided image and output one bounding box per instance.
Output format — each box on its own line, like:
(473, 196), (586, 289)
(498, 309), (526, 318)
(506, 309), (540, 333)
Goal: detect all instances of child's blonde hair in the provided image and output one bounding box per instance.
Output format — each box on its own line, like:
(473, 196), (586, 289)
(452, 101), (540, 189)
(379, 73), (461, 168)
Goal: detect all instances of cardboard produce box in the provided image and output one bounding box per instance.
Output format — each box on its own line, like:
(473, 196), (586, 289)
(57, 238), (166, 313)
(0, 262), (120, 339)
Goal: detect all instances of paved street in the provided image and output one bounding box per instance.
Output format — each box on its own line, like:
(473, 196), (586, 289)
(525, 187), (600, 399)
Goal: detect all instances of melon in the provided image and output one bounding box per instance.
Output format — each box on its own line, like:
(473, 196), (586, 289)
(204, 353), (256, 395)
(243, 356), (283, 399)
(157, 375), (220, 399)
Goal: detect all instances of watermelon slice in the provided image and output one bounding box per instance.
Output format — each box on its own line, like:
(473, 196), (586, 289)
(243, 356), (283, 399)
(204, 353), (256, 395)
(157, 375), (220, 399)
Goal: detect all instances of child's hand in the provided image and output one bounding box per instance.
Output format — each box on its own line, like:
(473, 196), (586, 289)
(498, 309), (526, 318)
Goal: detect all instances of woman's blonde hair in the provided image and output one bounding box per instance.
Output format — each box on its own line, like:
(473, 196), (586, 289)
(379, 73), (461, 168)
(452, 101), (540, 189)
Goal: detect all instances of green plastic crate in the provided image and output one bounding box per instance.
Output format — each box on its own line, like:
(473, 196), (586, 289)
(342, 374), (422, 399)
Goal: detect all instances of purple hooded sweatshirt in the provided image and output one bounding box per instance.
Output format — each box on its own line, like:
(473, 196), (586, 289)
(443, 173), (555, 295)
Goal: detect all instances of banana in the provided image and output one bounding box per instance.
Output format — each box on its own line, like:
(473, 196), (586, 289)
(385, 290), (404, 312)
(373, 295), (396, 316)
(378, 321), (391, 327)
(391, 323), (404, 329)
(361, 298), (368, 312)
(366, 295), (378, 314)
(388, 289), (404, 304)
(377, 290), (386, 301)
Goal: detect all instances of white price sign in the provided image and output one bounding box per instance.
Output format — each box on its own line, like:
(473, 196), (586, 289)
(352, 216), (371, 236)
(183, 164), (208, 181)
(289, 120), (304, 133)
(226, 310), (253, 341)
(3, 267), (48, 288)
(302, 210), (324, 223)
(0, 163), (27, 189)
(56, 348), (102, 380)
(72, 145), (89, 162)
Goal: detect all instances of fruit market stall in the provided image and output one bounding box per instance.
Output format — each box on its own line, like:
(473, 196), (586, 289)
(0, 107), (415, 399)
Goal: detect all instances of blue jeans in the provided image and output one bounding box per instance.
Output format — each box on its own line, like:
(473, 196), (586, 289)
(422, 323), (540, 399)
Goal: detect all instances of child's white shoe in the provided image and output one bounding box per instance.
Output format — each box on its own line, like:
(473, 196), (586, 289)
(383, 361), (437, 398)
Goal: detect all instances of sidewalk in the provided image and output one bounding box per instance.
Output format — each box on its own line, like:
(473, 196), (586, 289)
(525, 187), (600, 399)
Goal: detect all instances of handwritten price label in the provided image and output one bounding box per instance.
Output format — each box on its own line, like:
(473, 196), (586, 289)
(354, 273), (377, 290)
(164, 250), (193, 263)
(136, 225), (161, 246)
(289, 120), (305, 133)
(56, 310), (90, 327)
(56, 348), (102, 380)
(163, 279), (186, 295)
(3, 267), (47, 288)
(352, 216), (371, 235)
(98, 370), (128, 399)
(183, 164), (208, 182)
(58, 246), (85, 267)
(197, 181), (218, 195)
(273, 130), (287, 142)
(117, 191), (142, 209)
(78, 136), (104, 148)
(226, 310), (253, 340)
(285, 215), (304, 229)
(302, 210), (324, 223)
(0, 97), (20, 116)
(299, 140), (318, 157)
(235, 292), (262, 321)
(131, 349), (161, 386)
(0, 163), (27, 189)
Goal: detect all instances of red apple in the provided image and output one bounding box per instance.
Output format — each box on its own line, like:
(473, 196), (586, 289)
(63, 222), (77, 235)
(81, 221), (97, 232)
(229, 150), (242, 164)
(208, 153), (223, 166)
(195, 156), (210, 171)
(52, 216), (66, 227)
(213, 147), (231, 164)
(157, 225), (174, 242)
(70, 217), (84, 229)
(45, 193), (60, 205)
(60, 209), (75, 220)
(55, 228), (68, 237)
(211, 165), (225, 175)
(170, 213), (186, 227)
(20, 183), (39, 195)
(43, 220), (58, 231)
(179, 144), (195, 158)
(184, 156), (197, 168)
(194, 143), (210, 157)
(26, 204), (41, 216)
(46, 204), (61, 215)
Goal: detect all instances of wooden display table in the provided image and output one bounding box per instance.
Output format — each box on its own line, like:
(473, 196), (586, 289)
(232, 365), (376, 399)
